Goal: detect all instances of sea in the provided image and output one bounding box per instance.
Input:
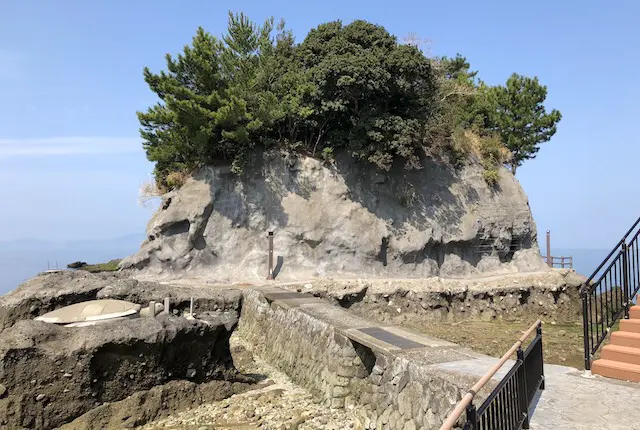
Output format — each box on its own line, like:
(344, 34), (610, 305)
(0, 234), (145, 295)
(0, 239), (611, 296)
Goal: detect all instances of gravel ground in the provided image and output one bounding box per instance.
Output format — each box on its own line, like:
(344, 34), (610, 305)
(139, 336), (356, 430)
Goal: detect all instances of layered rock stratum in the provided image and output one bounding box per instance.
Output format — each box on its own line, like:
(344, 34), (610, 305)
(122, 152), (547, 282)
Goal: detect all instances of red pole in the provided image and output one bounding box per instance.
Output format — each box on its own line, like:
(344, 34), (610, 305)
(546, 230), (552, 267)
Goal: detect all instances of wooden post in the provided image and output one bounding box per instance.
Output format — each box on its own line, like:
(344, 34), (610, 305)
(189, 297), (194, 316)
(267, 231), (274, 280)
(561, 256), (565, 268)
(163, 297), (171, 315)
(149, 300), (156, 318)
(546, 230), (552, 267)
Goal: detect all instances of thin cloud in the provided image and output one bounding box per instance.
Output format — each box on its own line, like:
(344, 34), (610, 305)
(0, 137), (142, 158)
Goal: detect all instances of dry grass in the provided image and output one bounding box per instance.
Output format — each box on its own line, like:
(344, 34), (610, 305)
(165, 170), (190, 190)
(452, 130), (511, 185)
(395, 316), (613, 371)
(137, 176), (163, 207)
(77, 259), (122, 273)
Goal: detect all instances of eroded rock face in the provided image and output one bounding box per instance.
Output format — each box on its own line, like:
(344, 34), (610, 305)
(0, 314), (240, 429)
(122, 152), (547, 283)
(0, 271), (242, 332)
(60, 379), (255, 430)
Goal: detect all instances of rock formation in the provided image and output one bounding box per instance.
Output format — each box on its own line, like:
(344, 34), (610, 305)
(122, 151), (547, 282)
(0, 271), (241, 333)
(0, 314), (241, 429)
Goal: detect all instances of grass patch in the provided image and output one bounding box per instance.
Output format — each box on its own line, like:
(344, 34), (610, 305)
(403, 318), (615, 370)
(76, 259), (122, 273)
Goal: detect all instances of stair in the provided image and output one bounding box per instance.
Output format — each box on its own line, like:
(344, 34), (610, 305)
(592, 359), (640, 382)
(592, 303), (640, 381)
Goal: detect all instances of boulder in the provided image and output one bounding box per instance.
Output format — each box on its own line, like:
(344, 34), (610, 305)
(121, 151), (548, 283)
(0, 314), (240, 429)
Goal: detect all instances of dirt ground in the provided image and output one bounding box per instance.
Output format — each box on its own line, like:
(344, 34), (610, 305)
(344, 307), (607, 372)
(411, 318), (587, 369)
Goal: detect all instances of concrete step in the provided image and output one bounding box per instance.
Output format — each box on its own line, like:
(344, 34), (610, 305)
(620, 319), (640, 333)
(611, 331), (640, 349)
(592, 359), (640, 382)
(629, 305), (640, 319)
(602, 344), (640, 366)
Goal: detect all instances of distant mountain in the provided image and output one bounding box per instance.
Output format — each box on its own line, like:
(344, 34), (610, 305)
(0, 234), (145, 295)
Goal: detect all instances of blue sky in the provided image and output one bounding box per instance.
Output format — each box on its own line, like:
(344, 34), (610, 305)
(0, 0), (638, 249)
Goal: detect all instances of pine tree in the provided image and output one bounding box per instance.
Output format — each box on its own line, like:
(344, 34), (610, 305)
(488, 73), (562, 174)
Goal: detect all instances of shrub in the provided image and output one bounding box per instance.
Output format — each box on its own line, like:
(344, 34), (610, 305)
(320, 147), (334, 163)
(165, 170), (190, 190)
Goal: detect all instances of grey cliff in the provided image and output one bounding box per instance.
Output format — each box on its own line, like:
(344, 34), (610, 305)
(122, 152), (547, 282)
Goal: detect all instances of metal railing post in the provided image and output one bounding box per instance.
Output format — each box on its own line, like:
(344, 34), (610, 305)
(623, 241), (630, 319)
(464, 404), (477, 430)
(267, 231), (274, 280)
(582, 290), (591, 370)
(537, 323), (545, 390)
(517, 348), (530, 429)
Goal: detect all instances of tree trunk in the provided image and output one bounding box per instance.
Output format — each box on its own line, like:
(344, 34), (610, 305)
(510, 162), (518, 176)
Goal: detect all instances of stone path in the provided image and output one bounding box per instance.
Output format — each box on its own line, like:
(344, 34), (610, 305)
(438, 356), (640, 430)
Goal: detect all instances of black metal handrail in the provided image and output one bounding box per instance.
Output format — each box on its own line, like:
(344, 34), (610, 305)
(463, 323), (544, 430)
(440, 321), (544, 430)
(582, 215), (640, 370)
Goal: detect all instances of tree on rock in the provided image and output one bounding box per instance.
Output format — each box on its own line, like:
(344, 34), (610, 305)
(137, 13), (284, 189)
(137, 11), (561, 189)
(488, 73), (562, 175)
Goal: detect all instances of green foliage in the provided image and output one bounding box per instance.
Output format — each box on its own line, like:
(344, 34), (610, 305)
(77, 259), (122, 273)
(138, 12), (283, 189)
(321, 147), (334, 163)
(138, 13), (561, 187)
(296, 20), (437, 170)
(484, 74), (562, 174)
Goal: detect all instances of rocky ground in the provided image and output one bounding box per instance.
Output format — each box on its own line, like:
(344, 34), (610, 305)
(269, 269), (586, 323)
(0, 269), (589, 429)
(0, 270), (242, 333)
(0, 311), (242, 429)
(139, 336), (356, 430)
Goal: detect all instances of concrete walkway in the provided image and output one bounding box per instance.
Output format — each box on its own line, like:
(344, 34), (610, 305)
(437, 357), (640, 430)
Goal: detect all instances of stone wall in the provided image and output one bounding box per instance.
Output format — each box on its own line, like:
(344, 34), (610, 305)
(239, 288), (494, 429)
(297, 270), (586, 323)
